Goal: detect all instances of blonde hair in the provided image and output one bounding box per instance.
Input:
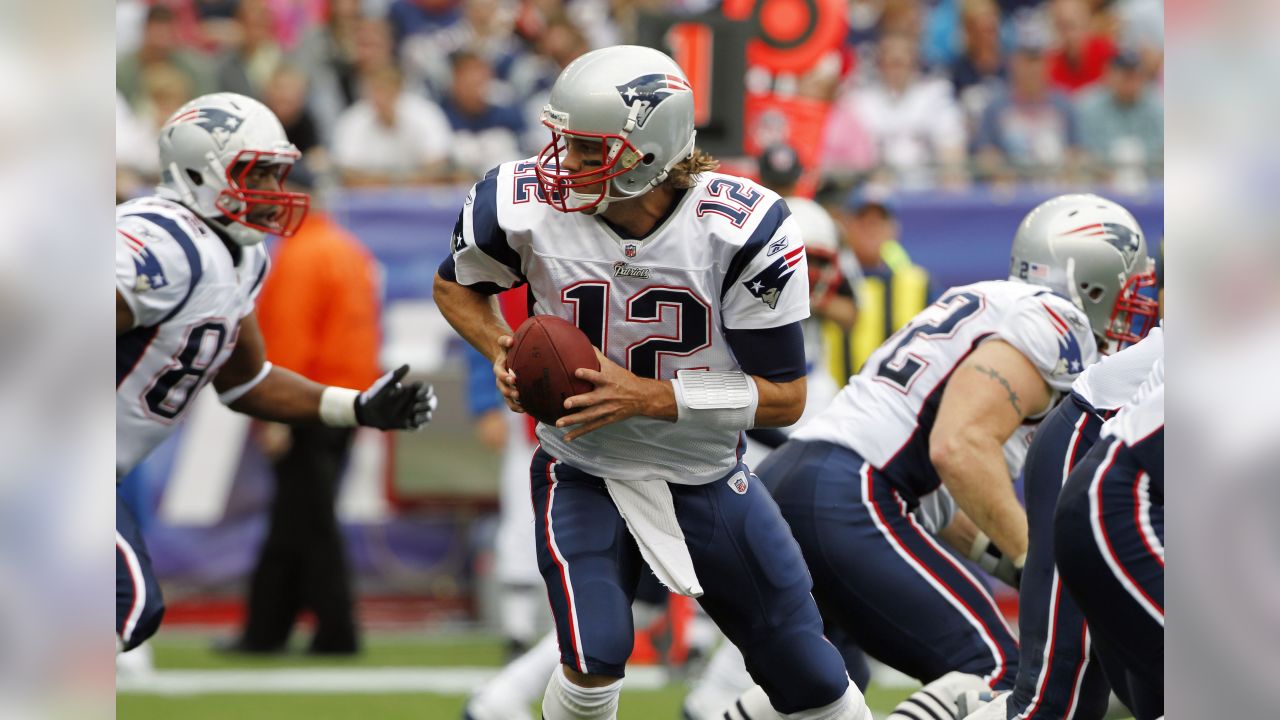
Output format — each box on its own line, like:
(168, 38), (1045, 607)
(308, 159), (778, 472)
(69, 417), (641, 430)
(666, 148), (719, 189)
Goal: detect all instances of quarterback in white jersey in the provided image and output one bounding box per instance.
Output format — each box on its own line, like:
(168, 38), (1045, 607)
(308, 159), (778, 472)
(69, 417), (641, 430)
(754, 195), (1157, 707)
(116, 93), (435, 655)
(436, 46), (871, 720)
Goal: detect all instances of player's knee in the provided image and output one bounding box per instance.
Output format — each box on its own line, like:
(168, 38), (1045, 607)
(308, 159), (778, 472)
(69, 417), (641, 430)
(743, 628), (850, 714)
(562, 665), (620, 689)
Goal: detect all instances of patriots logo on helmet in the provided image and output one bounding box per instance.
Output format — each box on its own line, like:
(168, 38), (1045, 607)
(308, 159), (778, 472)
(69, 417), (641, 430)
(166, 107), (246, 150)
(1062, 222), (1142, 268)
(1042, 302), (1085, 375)
(615, 74), (691, 129)
(743, 246), (804, 309)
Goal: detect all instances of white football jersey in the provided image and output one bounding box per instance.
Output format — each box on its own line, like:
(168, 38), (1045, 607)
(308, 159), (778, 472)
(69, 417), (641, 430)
(1102, 355), (1165, 444)
(116, 196), (268, 477)
(449, 160), (810, 484)
(793, 279), (1099, 497)
(1072, 325), (1163, 412)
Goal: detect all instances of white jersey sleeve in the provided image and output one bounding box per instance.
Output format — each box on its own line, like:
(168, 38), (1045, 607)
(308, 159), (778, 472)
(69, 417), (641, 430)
(991, 292), (1098, 393)
(446, 169), (524, 292)
(720, 199), (810, 330)
(116, 213), (203, 328)
(1071, 325), (1163, 411)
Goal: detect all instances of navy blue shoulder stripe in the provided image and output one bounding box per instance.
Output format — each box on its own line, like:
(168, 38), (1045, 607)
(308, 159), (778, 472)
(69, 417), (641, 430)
(720, 198), (791, 300)
(470, 175), (523, 279)
(483, 165), (501, 181)
(135, 212), (204, 324)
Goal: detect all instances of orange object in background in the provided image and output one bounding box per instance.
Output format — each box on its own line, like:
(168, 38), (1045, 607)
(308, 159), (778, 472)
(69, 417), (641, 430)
(255, 211), (382, 389)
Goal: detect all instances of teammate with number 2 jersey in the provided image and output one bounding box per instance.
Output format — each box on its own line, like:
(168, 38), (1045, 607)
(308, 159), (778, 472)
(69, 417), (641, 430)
(436, 46), (871, 720)
(756, 195), (1157, 717)
(115, 93), (436, 656)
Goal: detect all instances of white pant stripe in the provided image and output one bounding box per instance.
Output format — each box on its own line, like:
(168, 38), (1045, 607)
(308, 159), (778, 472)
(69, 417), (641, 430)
(116, 530), (147, 644)
(545, 463), (588, 672)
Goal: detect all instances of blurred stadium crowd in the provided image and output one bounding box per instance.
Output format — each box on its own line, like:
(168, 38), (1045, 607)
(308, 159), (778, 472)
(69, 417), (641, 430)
(116, 0), (1163, 198)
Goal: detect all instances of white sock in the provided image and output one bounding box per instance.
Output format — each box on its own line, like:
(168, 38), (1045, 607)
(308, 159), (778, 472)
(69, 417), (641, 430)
(683, 642), (754, 720)
(467, 631), (560, 720)
(541, 665), (624, 720)
(732, 681), (872, 720)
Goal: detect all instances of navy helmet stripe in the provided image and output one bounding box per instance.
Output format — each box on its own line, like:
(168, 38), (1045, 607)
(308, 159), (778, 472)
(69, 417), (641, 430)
(135, 213), (204, 324)
(721, 198), (791, 300)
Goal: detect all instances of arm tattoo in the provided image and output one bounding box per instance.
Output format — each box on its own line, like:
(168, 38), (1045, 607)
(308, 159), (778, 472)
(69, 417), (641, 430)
(968, 363), (1022, 416)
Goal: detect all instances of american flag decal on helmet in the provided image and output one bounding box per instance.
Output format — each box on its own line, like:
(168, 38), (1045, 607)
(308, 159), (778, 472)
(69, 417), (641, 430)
(743, 246), (804, 309)
(615, 74), (692, 128)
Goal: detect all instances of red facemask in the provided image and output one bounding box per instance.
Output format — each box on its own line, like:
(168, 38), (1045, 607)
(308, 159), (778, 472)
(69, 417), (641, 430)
(1106, 270), (1159, 346)
(215, 149), (310, 237)
(534, 123), (642, 213)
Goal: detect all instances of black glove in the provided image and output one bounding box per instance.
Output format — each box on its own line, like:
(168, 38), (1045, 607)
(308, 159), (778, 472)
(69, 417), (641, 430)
(354, 365), (437, 430)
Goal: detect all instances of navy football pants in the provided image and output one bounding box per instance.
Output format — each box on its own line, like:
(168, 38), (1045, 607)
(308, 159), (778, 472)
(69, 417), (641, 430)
(761, 440), (1019, 690)
(117, 495), (165, 652)
(1055, 436), (1164, 720)
(530, 447), (850, 714)
(1007, 397), (1112, 720)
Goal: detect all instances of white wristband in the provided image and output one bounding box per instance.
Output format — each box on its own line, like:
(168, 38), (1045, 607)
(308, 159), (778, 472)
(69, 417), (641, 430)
(319, 386), (360, 427)
(218, 361), (272, 405)
(670, 370), (759, 432)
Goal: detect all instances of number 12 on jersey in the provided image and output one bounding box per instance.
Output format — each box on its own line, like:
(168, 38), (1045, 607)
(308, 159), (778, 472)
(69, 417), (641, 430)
(562, 282), (710, 378)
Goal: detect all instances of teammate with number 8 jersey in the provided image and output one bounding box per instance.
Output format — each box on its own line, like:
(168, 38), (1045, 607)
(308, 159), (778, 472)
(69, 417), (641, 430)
(115, 93), (437, 656)
(436, 45), (872, 720)
(754, 194), (1157, 712)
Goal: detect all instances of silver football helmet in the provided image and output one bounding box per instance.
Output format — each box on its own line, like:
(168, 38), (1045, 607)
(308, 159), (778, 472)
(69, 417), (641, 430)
(1010, 194), (1158, 351)
(157, 92), (309, 246)
(534, 45), (696, 213)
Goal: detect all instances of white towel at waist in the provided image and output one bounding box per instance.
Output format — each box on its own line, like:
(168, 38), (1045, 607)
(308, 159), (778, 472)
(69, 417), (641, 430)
(604, 477), (703, 598)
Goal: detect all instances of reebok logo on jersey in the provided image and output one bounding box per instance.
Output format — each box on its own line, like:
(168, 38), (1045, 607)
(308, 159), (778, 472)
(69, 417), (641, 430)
(743, 246), (804, 309)
(615, 74), (691, 128)
(727, 471), (748, 495)
(767, 235), (789, 256)
(613, 262), (650, 279)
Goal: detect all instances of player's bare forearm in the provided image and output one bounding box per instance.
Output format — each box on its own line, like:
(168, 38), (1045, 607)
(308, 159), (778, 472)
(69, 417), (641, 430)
(433, 273), (512, 361)
(814, 294), (857, 331)
(226, 365), (328, 423)
(752, 374), (806, 428)
(929, 340), (1051, 559)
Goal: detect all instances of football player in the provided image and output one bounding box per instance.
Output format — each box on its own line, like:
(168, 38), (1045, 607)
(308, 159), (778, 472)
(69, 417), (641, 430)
(967, 249), (1160, 720)
(1053, 359), (1164, 720)
(435, 46), (871, 720)
(115, 93), (436, 654)
(730, 194), (1157, 714)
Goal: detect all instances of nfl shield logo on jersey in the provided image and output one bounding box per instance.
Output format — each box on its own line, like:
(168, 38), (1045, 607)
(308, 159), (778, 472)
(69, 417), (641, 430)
(727, 471), (749, 495)
(625, 243), (638, 258)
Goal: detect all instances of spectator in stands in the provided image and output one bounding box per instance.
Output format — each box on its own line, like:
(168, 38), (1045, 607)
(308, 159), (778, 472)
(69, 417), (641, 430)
(1046, 0), (1117, 93)
(513, 15), (590, 153)
(974, 36), (1081, 183)
(402, 0), (525, 101)
(950, 0), (1006, 123)
(136, 62), (196, 142)
(441, 50), (526, 179)
(117, 93), (157, 201)
(301, 13), (399, 147)
(227, 171), (383, 657)
(387, 0), (463, 50)
(1076, 50), (1163, 182)
(832, 197), (931, 381)
(117, 4), (214, 110)
(846, 34), (968, 188)
(215, 0), (286, 100)
(331, 64), (453, 186)
(263, 64), (323, 161)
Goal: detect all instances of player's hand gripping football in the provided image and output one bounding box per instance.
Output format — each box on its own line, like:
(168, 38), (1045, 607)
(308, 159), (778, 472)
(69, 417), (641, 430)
(355, 365), (438, 430)
(492, 334), (524, 413)
(556, 349), (674, 442)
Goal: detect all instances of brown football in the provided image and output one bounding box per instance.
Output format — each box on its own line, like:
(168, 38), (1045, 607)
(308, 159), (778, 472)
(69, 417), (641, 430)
(505, 315), (599, 425)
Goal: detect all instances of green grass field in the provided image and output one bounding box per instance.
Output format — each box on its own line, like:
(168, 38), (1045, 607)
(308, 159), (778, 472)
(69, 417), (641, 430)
(117, 632), (916, 719)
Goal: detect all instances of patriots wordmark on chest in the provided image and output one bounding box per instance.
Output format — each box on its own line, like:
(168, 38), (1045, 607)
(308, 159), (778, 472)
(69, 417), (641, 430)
(613, 262), (651, 279)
